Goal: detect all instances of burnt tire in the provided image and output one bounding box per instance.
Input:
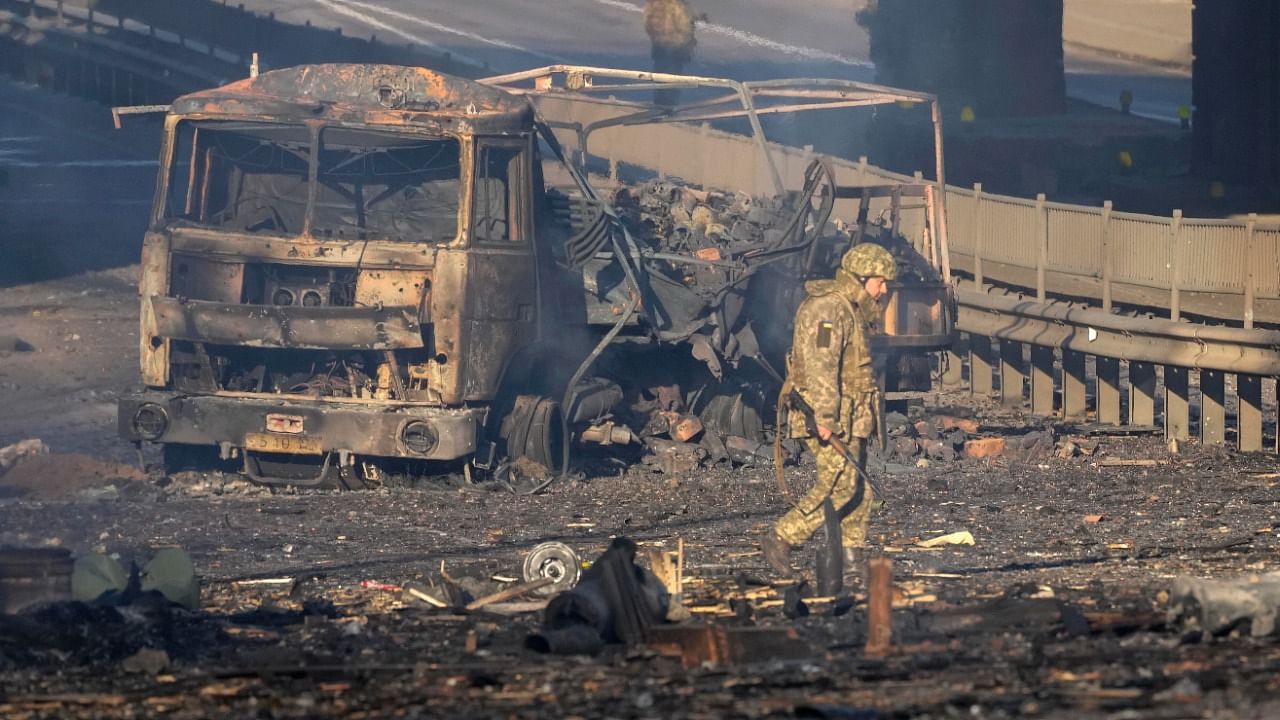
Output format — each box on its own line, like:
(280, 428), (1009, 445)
(499, 395), (565, 471)
(699, 392), (766, 442)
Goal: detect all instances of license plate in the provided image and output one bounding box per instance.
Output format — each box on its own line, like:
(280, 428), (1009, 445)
(244, 432), (323, 455)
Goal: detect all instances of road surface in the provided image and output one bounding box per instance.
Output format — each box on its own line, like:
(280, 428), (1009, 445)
(235, 0), (1189, 123)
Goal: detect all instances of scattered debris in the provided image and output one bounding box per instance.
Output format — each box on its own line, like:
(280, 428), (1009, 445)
(0, 547), (72, 613)
(646, 625), (812, 668)
(1167, 572), (1280, 637)
(917, 531), (975, 548)
(466, 577), (555, 611)
(1098, 459), (1160, 467)
(527, 538), (669, 654)
(521, 542), (583, 597)
(121, 648), (169, 675)
(140, 549), (200, 611)
(963, 437), (1006, 459)
(70, 553), (128, 604)
(0, 438), (47, 472)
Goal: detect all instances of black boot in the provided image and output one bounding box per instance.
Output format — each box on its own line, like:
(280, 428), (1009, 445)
(843, 546), (864, 583)
(761, 532), (793, 576)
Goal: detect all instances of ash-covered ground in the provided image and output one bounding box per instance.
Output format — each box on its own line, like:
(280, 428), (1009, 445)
(2, 266), (1280, 719)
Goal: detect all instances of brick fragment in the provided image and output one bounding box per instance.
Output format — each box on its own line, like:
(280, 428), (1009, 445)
(963, 437), (1006, 459)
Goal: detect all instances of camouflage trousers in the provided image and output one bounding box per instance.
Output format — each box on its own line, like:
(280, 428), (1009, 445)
(774, 436), (872, 548)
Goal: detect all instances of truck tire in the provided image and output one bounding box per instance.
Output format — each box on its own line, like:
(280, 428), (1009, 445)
(500, 395), (565, 470)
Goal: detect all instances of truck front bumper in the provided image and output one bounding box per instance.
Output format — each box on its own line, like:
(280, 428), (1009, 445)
(118, 391), (484, 462)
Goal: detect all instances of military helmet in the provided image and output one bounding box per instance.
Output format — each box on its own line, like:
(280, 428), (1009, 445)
(841, 242), (897, 281)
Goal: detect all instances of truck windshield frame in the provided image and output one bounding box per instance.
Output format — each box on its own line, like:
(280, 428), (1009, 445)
(159, 119), (464, 245)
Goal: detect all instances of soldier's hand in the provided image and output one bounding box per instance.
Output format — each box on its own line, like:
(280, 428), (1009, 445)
(816, 424), (833, 441)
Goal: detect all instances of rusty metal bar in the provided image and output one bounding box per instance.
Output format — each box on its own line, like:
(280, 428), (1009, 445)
(931, 99), (951, 282)
(865, 557), (893, 656)
(110, 103), (170, 129)
(149, 297), (423, 350)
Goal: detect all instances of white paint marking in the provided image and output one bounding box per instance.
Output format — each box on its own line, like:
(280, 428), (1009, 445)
(592, 0), (872, 68)
(309, 0), (484, 67)
(3, 160), (158, 168)
(331, 0), (564, 62)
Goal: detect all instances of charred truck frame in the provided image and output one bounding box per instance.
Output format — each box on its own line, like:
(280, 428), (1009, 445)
(115, 64), (954, 486)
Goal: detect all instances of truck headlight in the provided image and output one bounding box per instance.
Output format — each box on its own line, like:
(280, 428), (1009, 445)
(132, 403), (169, 440)
(401, 421), (438, 455)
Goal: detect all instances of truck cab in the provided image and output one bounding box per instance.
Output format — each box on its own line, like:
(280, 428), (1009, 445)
(118, 65), (548, 484)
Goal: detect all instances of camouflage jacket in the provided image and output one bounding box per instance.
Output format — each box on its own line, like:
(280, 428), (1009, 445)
(785, 272), (881, 440)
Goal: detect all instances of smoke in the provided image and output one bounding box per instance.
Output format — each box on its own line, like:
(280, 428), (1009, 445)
(644, 0), (698, 105)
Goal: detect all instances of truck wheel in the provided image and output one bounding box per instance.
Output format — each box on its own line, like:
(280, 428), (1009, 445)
(700, 392), (766, 442)
(499, 395), (564, 471)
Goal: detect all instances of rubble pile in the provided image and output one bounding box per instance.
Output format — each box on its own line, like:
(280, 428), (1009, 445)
(880, 408), (1101, 466)
(619, 380), (774, 473)
(612, 180), (801, 272)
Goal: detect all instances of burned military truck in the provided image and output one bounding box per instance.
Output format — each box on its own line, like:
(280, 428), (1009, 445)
(116, 64), (954, 486)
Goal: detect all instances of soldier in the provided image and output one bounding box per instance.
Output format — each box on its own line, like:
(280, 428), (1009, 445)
(762, 242), (897, 575)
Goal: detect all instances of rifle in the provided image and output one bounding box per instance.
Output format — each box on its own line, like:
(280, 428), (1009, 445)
(787, 388), (884, 504)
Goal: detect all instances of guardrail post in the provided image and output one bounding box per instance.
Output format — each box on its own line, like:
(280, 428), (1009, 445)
(1000, 339), (1025, 407)
(1101, 200), (1113, 311)
(1165, 366), (1190, 440)
(1238, 374), (1263, 452)
(972, 183), (984, 289)
(1097, 357), (1121, 425)
(970, 335), (994, 397)
(1169, 209), (1183, 321)
(1062, 351), (1087, 419)
(1244, 213), (1257, 328)
(1031, 346), (1054, 415)
(1129, 361), (1156, 427)
(1035, 193), (1047, 302)
(942, 333), (967, 388)
(1200, 370), (1225, 446)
